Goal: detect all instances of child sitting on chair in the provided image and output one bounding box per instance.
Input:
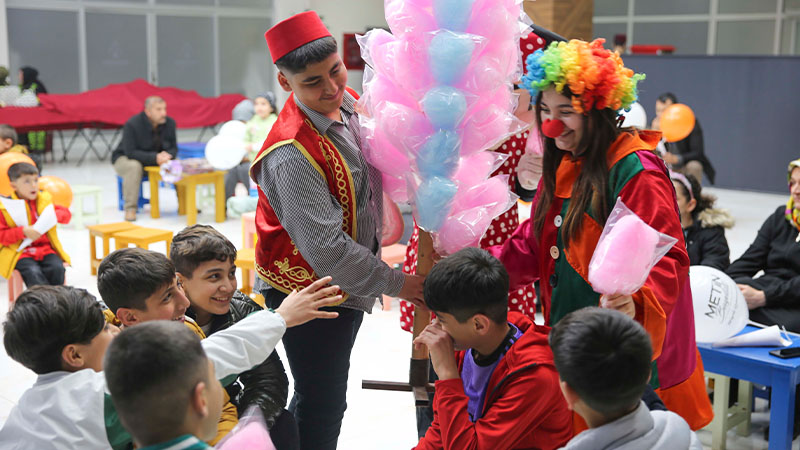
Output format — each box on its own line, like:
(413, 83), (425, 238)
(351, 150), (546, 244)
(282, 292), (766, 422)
(0, 124), (30, 155)
(0, 162), (70, 286)
(550, 307), (702, 449)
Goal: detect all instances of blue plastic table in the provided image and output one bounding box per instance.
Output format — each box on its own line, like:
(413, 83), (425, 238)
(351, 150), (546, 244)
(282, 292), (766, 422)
(698, 325), (800, 449)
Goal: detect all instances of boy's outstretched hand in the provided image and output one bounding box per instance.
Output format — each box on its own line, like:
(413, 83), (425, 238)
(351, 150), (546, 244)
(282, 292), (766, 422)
(275, 276), (341, 328)
(414, 320), (459, 381)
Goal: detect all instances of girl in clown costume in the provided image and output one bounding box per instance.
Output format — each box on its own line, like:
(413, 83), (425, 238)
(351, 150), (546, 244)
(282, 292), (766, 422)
(490, 39), (713, 430)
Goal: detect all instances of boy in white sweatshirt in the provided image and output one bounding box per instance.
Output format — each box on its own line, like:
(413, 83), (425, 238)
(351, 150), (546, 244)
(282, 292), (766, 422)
(0, 280), (339, 450)
(549, 307), (703, 450)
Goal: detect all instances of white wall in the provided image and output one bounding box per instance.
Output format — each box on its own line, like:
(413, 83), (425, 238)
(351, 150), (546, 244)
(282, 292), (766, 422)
(270, 0), (387, 103)
(0, 0), (8, 67)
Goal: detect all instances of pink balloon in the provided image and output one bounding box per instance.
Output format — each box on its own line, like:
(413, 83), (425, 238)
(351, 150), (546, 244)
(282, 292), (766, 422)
(363, 129), (412, 178)
(588, 214), (661, 295)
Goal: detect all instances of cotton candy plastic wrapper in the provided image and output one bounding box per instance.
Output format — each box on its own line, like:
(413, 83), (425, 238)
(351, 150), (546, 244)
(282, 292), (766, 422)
(433, 175), (518, 255)
(216, 407), (276, 450)
(588, 198), (678, 295)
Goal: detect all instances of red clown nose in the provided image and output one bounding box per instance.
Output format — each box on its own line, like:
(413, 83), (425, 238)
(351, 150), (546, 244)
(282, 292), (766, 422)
(542, 119), (566, 138)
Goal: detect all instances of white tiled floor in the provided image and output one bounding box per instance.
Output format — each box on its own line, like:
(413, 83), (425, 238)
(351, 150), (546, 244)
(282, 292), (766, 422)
(0, 151), (796, 449)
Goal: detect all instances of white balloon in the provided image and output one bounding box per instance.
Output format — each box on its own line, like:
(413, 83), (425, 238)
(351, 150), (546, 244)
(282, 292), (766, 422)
(218, 120), (247, 140)
(621, 102), (647, 129)
(690, 265), (749, 344)
(204, 135), (247, 170)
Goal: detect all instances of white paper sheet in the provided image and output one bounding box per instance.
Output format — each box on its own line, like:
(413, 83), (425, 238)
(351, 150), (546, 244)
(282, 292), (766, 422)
(0, 197), (29, 230)
(712, 325), (792, 348)
(18, 204), (57, 251)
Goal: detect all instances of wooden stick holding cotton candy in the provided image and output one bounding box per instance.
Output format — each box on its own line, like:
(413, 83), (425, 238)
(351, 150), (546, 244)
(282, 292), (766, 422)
(588, 198), (678, 295)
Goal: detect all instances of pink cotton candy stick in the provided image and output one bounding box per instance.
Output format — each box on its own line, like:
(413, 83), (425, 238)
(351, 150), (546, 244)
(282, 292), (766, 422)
(216, 414), (275, 450)
(588, 213), (661, 295)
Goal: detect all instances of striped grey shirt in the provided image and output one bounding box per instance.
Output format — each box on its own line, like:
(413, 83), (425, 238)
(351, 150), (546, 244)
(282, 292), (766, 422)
(253, 91), (405, 313)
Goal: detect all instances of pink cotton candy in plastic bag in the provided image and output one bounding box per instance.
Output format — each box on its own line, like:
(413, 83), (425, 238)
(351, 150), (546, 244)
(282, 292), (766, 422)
(588, 198), (678, 295)
(216, 407), (276, 450)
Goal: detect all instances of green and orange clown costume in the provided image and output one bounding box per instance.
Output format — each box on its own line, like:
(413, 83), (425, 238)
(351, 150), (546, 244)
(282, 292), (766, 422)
(490, 39), (713, 430)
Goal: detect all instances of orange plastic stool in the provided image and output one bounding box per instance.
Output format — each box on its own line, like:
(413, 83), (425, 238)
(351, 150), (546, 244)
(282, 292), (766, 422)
(235, 248), (256, 295)
(114, 227), (174, 255)
(88, 222), (140, 275)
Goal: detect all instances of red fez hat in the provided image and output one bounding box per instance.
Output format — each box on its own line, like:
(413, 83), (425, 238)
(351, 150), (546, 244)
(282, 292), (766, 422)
(265, 11), (332, 64)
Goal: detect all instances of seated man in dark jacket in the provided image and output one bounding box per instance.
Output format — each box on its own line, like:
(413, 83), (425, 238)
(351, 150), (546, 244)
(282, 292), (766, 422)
(726, 159), (800, 332)
(653, 92), (716, 185)
(170, 224), (298, 449)
(112, 96), (177, 221)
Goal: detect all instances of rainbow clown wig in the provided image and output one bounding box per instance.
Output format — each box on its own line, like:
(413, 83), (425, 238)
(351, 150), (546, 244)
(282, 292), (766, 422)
(521, 38), (645, 114)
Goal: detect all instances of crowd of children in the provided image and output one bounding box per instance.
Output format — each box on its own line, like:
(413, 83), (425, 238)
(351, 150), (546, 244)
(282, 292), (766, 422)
(1, 7), (793, 450)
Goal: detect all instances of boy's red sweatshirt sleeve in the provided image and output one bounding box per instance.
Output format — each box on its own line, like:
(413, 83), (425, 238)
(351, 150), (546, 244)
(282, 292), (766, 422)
(414, 367), (566, 450)
(0, 212), (24, 246)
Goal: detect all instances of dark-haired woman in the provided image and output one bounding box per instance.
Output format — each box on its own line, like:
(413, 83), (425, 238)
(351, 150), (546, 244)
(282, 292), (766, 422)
(489, 39), (712, 430)
(671, 171), (732, 270)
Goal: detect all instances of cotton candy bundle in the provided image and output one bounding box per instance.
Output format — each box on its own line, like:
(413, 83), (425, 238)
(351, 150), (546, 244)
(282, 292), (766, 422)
(588, 198), (678, 295)
(358, 0), (529, 254)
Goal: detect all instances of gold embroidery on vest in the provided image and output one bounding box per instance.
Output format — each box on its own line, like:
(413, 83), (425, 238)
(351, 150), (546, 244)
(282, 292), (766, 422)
(274, 257), (315, 283)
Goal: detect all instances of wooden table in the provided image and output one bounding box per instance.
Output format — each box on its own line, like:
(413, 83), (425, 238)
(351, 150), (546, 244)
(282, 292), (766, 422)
(144, 166), (226, 225)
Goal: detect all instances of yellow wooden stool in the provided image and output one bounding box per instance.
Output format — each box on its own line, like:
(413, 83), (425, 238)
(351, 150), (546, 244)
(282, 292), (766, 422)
(88, 222), (140, 275)
(235, 248), (256, 295)
(114, 227), (174, 255)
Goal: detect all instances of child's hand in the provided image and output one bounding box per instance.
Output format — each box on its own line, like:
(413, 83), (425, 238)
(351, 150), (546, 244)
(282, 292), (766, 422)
(413, 320), (459, 380)
(275, 276), (341, 327)
(600, 293), (635, 318)
(22, 226), (41, 241)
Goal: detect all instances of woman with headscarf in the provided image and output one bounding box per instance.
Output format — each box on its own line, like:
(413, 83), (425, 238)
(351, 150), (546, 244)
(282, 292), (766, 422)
(727, 159), (800, 333)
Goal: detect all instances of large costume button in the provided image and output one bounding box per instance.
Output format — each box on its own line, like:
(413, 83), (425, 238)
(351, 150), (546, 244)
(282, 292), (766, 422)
(550, 274), (558, 287)
(554, 215), (563, 227)
(550, 246), (560, 260)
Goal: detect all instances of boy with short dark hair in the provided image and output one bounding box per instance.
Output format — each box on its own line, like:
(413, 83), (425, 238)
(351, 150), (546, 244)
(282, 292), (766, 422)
(170, 224), (297, 447)
(550, 308), (701, 449)
(0, 273), (340, 450)
(105, 321), (223, 450)
(0, 124), (29, 154)
(0, 285), (120, 449)
(413, 248), (573, 449)
(0, 162), (70, 286)
(97, 247), (188, 326)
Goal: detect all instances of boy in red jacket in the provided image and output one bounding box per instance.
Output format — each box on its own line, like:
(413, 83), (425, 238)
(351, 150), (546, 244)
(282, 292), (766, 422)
(414, 248), (573, 449)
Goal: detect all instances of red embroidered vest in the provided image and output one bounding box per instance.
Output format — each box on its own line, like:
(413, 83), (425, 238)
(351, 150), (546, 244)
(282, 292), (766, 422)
(249, 89), (359, 305)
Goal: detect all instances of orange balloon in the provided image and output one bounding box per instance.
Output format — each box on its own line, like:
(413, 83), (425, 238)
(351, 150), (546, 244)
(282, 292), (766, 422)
(660, 103), (696, 142)
(38, 176), (73, 208)
(0, 152), (36, 197)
